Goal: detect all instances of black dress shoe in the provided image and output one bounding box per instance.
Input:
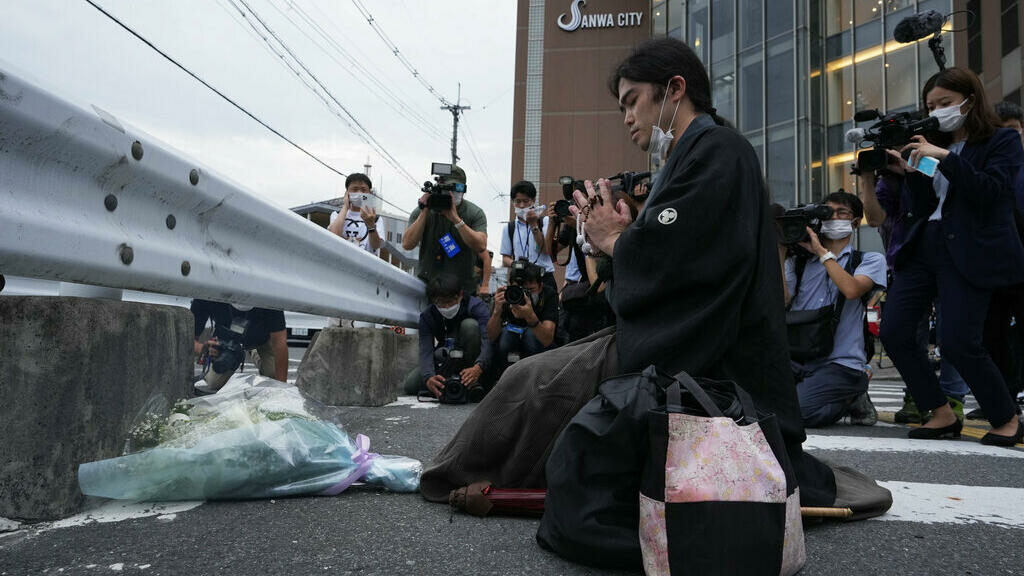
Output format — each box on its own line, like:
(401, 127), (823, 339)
(908, 418), (963, 440)
(980, 416), (1024, 447)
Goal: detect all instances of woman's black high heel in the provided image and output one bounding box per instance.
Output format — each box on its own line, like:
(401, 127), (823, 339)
(980, 415), (1024, 447)
(908, 417), (963, 440)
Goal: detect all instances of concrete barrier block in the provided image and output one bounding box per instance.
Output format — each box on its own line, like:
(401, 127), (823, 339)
(0, 297), (193, 521)
(296, 327), (417, 406)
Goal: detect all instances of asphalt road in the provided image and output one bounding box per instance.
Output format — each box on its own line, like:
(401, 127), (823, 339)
(4, 347), (1023, 576)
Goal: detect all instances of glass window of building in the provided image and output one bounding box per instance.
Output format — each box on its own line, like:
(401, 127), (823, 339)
(855, 55), (883, 114)
(740, 48), (764, 133)
(885, 44), (917, 112)
(766, 0), (793, 39)
(854, 0), (883, 25)
(766, 38), (796, 126)
(826, 0), (853, 36)
(768, 125), (796, 206)
(711, 0), (735, 60)
(827, 63), (854, 125)
(653, 1), (667, 36)
(712, 57), (737, 123)
(739, 0), (763, 49)
(747, 131), (765, 174)
(689, 0), (710, 63)
(1002, 1), (1019, 57)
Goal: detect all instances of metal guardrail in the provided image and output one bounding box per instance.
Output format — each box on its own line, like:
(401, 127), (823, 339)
(0, 66), (425, 326)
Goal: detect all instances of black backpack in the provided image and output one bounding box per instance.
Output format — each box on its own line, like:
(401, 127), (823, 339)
(785, 251), (863, 364)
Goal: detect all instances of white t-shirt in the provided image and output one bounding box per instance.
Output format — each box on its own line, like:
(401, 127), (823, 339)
(330, 210), (383, 255)
(500, 217), (555, 273)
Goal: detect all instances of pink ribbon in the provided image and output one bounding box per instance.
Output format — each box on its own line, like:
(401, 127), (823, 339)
(320, 434), (377, 496)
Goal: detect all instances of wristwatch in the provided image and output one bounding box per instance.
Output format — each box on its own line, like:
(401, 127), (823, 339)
(366, 228), (377, 234)
(819, 251), (837, 264)
(454, 220), (466, 230)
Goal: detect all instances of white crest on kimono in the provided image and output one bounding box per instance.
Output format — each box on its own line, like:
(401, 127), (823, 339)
(658, 208), (678, 225)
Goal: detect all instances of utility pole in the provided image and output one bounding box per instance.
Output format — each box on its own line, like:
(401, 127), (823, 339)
(441, 83), (470, 165)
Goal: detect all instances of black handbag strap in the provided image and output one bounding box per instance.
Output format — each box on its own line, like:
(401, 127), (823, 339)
(666, 370), (759, 423)
(790, 250), (863, 330)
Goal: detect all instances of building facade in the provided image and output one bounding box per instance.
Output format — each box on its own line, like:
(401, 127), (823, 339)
(512, 0), (1022, 219)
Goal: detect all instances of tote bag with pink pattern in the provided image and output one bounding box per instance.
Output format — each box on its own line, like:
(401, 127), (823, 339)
(638, 372), (805, 576)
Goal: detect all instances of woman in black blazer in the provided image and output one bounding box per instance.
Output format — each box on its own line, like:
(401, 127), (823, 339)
(879, 67), (1024, 446)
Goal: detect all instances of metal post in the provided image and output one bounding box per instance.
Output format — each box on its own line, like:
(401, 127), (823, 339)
(442, 83), (471, 165)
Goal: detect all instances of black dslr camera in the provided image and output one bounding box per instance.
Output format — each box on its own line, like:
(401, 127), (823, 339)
(418, 347), (468, 405)
(852, 109), (939, 172)
(211, 316), (250, 375)
(421, 162), (466, 212)
(504, 259), (540, 309)
(775, 204), (834, 246)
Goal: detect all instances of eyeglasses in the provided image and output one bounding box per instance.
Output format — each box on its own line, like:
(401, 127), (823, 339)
(832, 209), (855, 218)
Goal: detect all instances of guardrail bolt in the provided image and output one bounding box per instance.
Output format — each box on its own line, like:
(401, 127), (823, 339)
(131, 141), (144, 161)
(181, 261), (191, 276)
(166, 214), (176, 229)
(189, 169), (199, 186)
(104, 194), (118, 211)
(119, 244), (134, 265)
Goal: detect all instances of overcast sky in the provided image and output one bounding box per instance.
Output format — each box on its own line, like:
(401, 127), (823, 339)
(0, 0), (517, 253)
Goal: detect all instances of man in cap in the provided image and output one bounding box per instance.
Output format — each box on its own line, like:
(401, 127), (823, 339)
(403, 165), (488, 295)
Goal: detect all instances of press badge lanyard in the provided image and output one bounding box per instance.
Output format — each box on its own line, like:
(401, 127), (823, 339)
(516, 220), (533, 261)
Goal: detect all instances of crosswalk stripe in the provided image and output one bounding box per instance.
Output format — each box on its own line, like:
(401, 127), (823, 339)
(873, 481), (1024, 528)
(804, 435), (1024, 458)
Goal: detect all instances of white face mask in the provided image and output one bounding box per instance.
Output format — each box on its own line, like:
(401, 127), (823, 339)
(821, 219), (854, 240)
(436, 302), (460, 319)
(231, 304), (254, 312)
(929, 100), (968, 133)
(349, 191), (372, 209)
(514, 205), (533, 220)
(648, 79), (681, 163)
(452, 192), (465, 207)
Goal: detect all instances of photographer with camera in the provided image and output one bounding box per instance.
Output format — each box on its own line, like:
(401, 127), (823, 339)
(780, 192), (887, 428)
(402, 274), (491, 403)
(486, 260), (557, 377)
(878, 67), (1024, 446)
(191, 299), (288, 392)
(327, 172), (383, 255)
(500, 181), (556, 292)
(548, 200), (615, 343)
(402, 164), (488, 295)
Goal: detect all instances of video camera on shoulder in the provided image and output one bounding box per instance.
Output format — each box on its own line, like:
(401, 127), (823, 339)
(421, 162), (466, 212)
(848, 109), (939, 173)
(211, 316), (250, 375)
(775, 204), (834, 247)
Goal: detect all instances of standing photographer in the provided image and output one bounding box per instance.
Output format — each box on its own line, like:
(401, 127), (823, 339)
(486, 260), (557, 379)
(191, 299), (288, 392)
(781, 192), (887, 428)
(500, 180), (556, 292)
(879, 67), (1024, 446)
(327, 172), (383, 255)
(402, 165), (488, 295)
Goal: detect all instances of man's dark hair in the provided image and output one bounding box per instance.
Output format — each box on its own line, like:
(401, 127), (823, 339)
(824, 190), (864, 221)
(345, 173), (373, 190)
(516, 259), (544, 285)
(426, 274), (462, 302)
(994, 100), (1023, 123)
(609, 37), (728, 127)
(510, 180), (537, 200)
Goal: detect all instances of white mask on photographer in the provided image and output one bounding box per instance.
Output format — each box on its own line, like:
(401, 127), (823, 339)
(929, 100), (968, 133)
(821, 219), (854, 240)
(452, 192), (465, 207)
(436, 302), (460, 319)
(515, 206), (533, 221)
(648, 79), (681, 163)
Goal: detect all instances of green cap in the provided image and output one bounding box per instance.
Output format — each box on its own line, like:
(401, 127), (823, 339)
(442, 164), (467, 185)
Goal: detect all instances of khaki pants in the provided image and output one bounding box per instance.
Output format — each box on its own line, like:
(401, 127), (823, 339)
(205, 340), (276, 390)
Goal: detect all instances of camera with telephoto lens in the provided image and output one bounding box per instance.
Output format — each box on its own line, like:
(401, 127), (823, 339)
(503, 259), (534, 307)
(420, 346), (468, 404)
(421, 162), (467, 212)
(775, 204), (834, 246)
(211, 316), (250, 375)
(851, 109), (939, 172)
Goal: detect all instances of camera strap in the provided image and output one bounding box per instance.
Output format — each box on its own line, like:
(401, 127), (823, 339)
(788, 249), (863, 319)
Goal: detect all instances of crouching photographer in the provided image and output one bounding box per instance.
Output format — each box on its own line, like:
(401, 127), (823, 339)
(404, 274), (491, 404)
(487, 260), (557, 380)
(191, 299), (288, 393)
(779, 192), (887, 428)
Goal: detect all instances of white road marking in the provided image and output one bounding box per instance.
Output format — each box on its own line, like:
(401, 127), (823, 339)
(386, 395), (439, 409)
(27, 501), (204, 534)
(804, 435), (1024, 458)
(874, 481), (1024, 529)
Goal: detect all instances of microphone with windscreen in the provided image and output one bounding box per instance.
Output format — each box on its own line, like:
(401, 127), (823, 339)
(893, 10), (948, 70)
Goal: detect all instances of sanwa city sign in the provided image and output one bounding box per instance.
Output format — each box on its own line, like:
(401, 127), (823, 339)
(557, 0), (645, 32)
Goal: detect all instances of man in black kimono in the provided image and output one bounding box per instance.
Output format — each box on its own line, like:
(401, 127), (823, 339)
(578, 37), (884, 510)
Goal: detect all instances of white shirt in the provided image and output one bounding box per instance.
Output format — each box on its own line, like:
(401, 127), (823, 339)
(330, 210), (383, 255)
(564, 246), (582, 282)
(929, 141), (965, 222)
(500, 216), (555, 273)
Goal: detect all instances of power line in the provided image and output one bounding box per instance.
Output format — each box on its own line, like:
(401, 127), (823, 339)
(269, 0), (447, 143)
(81, 0), (350, 180)
(349, 0), (452, 107)
(231, 0), (420, 188)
